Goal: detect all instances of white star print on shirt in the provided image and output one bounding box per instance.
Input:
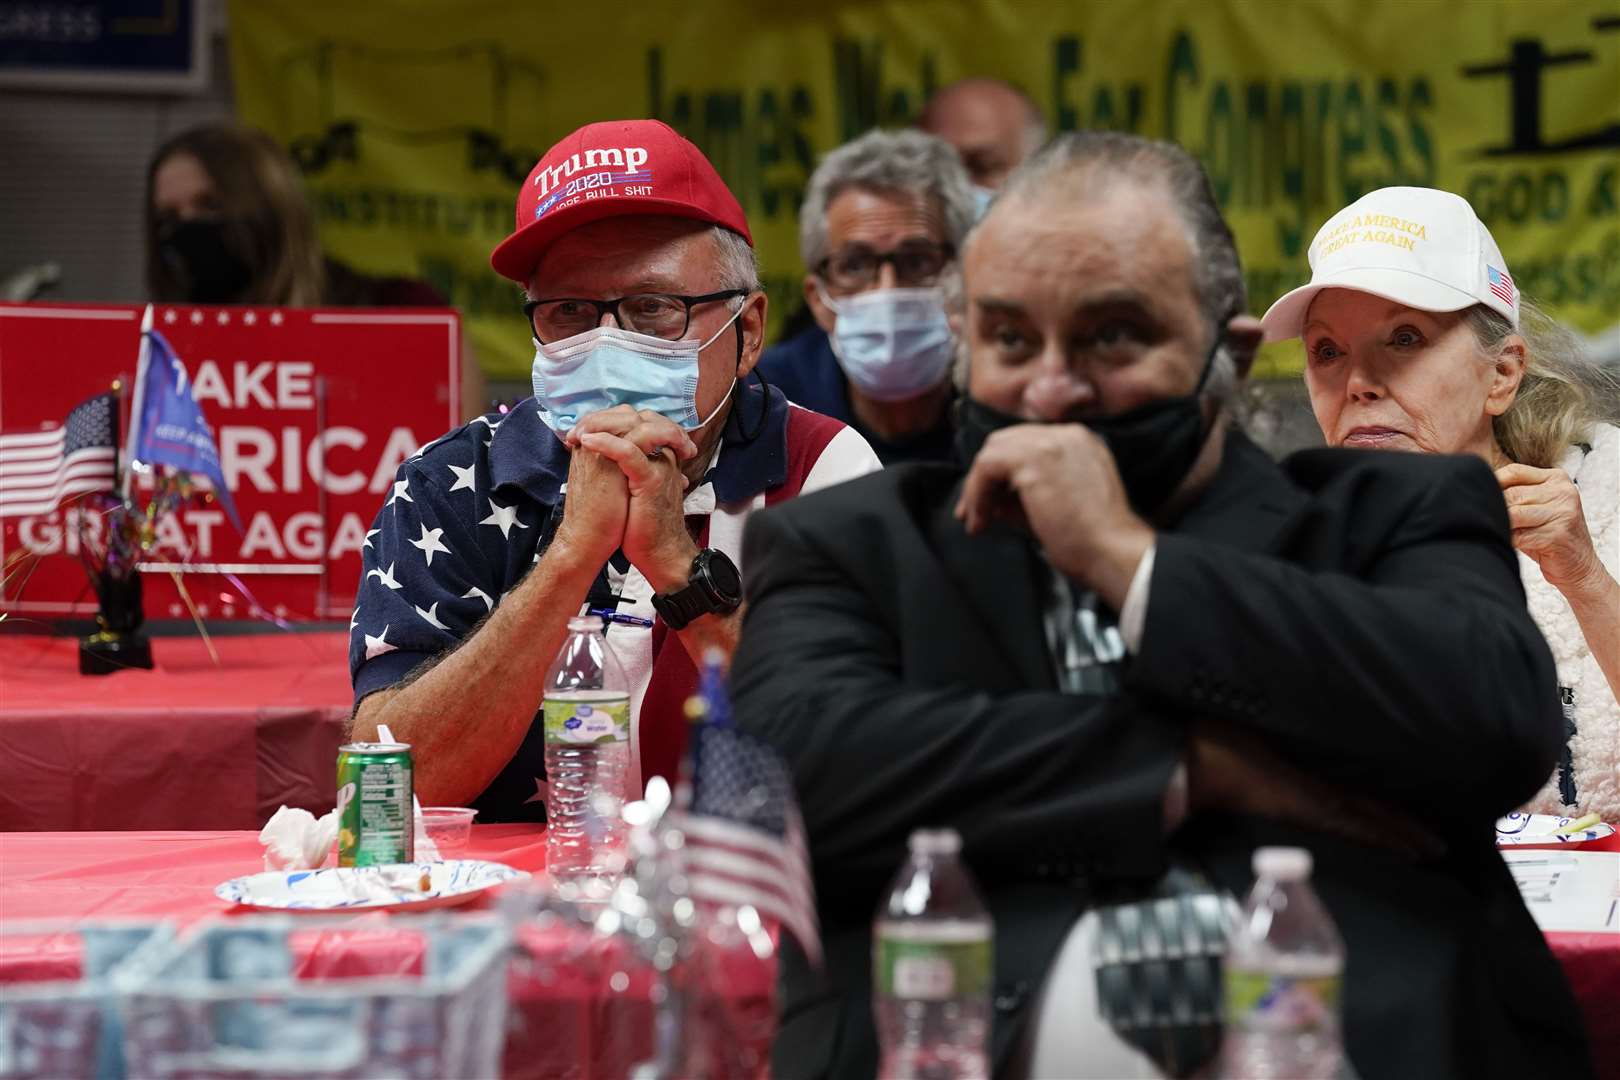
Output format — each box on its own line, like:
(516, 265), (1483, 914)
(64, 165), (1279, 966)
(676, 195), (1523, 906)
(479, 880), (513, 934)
(366, 562), (402, 590)
(447, 462), (477, 493)
(388, 478), (412, 506)
(363, 528), (380, 549)
(364, 626), (397, 659)
(409, 524), (451, 565)
(350, 606), (361, 631)
(463, 586), (494, 612)
(414, 602), (449, 630)
(480, 498), (529, 539)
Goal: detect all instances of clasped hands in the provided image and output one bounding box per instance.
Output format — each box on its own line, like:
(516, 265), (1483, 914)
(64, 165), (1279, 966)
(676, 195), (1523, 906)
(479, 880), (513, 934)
(953, 422), (1155, 610)
(553, 405), (700, 593)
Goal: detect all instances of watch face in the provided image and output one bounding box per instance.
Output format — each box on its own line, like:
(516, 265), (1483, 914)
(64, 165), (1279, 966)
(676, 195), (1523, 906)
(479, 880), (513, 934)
(704, 550), (742, 605)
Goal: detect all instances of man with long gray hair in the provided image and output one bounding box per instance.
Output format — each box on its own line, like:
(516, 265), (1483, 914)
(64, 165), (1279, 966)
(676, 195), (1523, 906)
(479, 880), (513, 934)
(732, 131), (1589, 1078)
(759, 128), (975, 464)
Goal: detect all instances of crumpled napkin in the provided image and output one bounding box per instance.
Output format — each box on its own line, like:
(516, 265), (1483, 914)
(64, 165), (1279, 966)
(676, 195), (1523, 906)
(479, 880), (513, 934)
(259, 805), (340, 871)
(257, 797), (440, 870)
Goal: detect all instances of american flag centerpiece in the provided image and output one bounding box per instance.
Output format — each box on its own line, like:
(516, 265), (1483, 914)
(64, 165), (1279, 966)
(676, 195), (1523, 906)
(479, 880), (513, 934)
(0, 386), (149, 669)
(125, 311), (241, 530)
(80, 305), (246, 667)
(622, 652), (817, 1079)
(670, 650), (822, 969)
(0, 392), (118, 521)
(0, 305), (240, 670)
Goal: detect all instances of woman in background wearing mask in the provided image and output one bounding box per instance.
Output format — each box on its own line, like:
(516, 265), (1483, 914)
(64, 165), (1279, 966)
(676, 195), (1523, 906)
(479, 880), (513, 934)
(756, 129), (975, 465)
(145, 123), (484, 418)
(1263, 185), (1620, 824)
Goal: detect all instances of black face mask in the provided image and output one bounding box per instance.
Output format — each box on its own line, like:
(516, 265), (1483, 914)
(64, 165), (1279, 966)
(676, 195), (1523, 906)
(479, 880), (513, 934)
(954, 334), (1223, 517)
(158, 219), (253, 303)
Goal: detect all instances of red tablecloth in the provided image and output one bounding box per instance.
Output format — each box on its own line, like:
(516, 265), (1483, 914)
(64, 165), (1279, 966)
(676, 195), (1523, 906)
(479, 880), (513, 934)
(0, 824), (542, 923)
(1547, 831), (1620, 1080)
(1, 828), (1614, 1076)
(0, 826), (774, 1079)
(0, 632), (351, 831)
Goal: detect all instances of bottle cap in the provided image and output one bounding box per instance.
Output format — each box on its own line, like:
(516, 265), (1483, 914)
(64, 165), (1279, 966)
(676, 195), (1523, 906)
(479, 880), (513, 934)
(908, 828), (961, 856)
(1252, 846), (1312, 881)
(567, 614), (605, 633)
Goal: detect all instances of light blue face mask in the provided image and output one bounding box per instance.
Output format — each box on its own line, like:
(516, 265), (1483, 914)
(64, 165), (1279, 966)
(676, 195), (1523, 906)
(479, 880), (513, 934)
(531, 304), (743, 435)
(970, 184), (996, 220)
(821, 284), (956, 402)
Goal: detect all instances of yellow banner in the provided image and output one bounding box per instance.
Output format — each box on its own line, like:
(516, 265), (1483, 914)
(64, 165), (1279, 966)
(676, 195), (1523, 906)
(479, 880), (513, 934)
(231, 0), (1620, 381)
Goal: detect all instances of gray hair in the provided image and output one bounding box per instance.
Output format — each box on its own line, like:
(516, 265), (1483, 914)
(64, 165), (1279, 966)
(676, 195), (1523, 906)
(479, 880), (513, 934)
(798, 129), (976, 272)
(711, 225), (761, 294)
(1467, 298), (1620, 468)
(991, 131), (1246, 331)
(946, 131), (1247, 402)
(524, 222), (759, 300)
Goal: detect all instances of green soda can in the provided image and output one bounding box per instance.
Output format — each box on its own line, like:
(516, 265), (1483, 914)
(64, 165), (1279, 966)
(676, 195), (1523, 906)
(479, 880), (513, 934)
(336, 742), (415, 866)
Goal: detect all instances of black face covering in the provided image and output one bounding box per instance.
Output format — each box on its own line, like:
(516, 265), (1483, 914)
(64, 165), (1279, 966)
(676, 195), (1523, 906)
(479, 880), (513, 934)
(954, 334), (1223, 517)
(158, 219), (253, 303)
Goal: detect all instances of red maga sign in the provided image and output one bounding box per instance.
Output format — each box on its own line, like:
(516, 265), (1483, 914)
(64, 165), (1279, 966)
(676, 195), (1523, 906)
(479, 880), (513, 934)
(0, 302), (460, 622)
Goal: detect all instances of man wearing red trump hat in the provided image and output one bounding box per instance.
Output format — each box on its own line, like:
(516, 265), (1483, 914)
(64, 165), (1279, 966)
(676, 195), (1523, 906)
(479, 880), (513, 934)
(348, 120), (880, 822)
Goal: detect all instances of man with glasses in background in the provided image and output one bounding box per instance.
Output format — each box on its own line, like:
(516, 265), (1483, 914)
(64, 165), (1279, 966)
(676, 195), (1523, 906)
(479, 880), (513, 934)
(348, 120), (880, 822)
(758, 129), (976, 464)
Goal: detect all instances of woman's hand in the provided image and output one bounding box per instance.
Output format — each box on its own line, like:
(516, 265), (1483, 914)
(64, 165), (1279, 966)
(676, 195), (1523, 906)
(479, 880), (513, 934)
(1497, 463), (1610, 600)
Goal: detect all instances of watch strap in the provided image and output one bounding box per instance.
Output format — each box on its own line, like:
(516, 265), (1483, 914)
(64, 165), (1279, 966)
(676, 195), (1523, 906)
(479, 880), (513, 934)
(652, 549), (736, 631)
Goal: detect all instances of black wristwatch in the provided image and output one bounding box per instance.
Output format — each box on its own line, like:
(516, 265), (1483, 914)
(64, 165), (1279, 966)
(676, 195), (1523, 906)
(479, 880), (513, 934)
(651, 549), (743, 630)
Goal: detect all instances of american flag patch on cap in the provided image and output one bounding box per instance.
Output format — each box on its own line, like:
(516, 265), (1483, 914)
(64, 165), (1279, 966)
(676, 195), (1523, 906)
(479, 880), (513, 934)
(1486, 265), (1516, 307)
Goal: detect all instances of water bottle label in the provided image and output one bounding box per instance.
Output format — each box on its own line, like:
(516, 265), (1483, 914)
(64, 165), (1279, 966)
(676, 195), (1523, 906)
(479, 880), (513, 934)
(542, 698), (630, 745)
(877, 938), (991, 1000)
(1225, 971), (1340, 1033)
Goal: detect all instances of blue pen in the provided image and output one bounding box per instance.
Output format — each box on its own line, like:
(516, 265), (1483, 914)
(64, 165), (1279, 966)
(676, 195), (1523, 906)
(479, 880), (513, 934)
(589, 607), (655, 628)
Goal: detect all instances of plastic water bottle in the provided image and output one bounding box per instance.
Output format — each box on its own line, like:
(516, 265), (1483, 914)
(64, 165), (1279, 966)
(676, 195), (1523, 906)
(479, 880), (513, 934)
(873, 828), (993, 1080)
(1219, 846), (1346, 1080)
(542, 614), (631, 886)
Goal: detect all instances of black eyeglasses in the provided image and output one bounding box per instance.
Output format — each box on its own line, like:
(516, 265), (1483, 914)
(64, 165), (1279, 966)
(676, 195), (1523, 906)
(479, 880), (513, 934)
(815, 242), (953, 291)
(523, 289), (748, 344)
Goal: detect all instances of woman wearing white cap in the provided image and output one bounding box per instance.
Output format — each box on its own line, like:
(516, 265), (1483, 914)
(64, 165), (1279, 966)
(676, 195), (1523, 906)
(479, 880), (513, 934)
(1262, 186), (1620, 823)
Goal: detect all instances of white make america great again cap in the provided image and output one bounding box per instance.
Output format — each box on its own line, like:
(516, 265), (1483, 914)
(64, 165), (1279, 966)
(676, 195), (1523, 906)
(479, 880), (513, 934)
(1261, 186), (1520, 342)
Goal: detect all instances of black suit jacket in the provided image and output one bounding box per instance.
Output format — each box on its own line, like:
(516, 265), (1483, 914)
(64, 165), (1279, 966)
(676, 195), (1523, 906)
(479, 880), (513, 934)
(730, 429), (1592, 1080)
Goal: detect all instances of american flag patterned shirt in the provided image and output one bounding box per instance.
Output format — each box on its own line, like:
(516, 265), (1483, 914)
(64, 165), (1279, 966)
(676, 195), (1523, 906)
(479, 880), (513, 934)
(349, 382), (881, 823)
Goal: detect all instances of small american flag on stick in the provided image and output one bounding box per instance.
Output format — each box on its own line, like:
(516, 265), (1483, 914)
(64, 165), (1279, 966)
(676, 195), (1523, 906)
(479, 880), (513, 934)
(0, 393), (118, 518)
(1487, 265), (1516, 307)
(672, 656), (822, 967)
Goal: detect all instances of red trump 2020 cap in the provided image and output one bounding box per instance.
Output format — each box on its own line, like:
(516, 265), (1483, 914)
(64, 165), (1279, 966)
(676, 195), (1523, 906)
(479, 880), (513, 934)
(490, 119), (753, 284)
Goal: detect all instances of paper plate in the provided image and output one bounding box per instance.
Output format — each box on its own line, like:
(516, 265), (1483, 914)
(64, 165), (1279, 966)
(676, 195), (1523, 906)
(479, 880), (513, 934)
(1494, 813), (1616, 848)
(215, 860), (527, 912)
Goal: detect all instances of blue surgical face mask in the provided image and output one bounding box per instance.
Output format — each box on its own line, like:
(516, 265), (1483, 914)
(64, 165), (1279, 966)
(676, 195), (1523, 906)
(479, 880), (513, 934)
(820, 284), (955, 402)
(970, 184), (996, 220)
(531, 304), (743, 435)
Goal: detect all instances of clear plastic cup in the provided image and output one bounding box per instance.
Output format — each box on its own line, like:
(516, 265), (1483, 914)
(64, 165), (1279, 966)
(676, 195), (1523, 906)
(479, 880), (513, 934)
(420, 807), (478, 860)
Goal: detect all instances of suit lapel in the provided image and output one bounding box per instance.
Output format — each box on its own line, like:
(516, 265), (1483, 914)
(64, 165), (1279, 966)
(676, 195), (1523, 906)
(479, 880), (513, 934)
(1170, 429), (1307, 554)
(925, 430), (1301, 694)
(928, 483), (1057, 692)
